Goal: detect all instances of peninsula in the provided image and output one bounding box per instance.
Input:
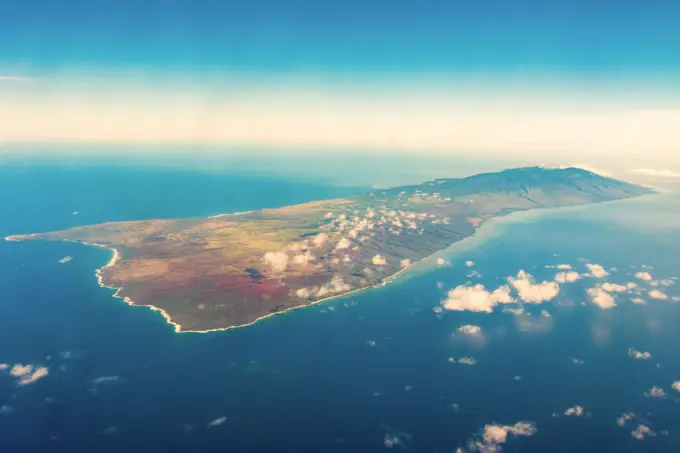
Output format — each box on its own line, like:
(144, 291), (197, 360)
(6, 167), (652, 332)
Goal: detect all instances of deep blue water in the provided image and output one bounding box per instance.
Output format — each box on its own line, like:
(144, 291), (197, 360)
(0, 164), (679, 453)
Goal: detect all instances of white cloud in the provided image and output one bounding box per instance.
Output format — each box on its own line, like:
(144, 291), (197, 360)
(312, 233), (328, 247)
(546, 264), (573, 270)
(635, 271), (653, 281)
(0, 405), (12, 415)
(17, 367), (49, 386)
(564, 406), (585, 417)
(400, 259), (411, 268)
(672, 381), (680, 392)
(631, 424), (656, 440)
(629, 168), (680, 179)
(291, 252), (314, 265)
(632, 297), (646, 304)
(207, 416), (227, 427)
(508, 270), (560, 303)
(555, 271), (580, 283)
(541, 309), (552, 318)
(457, 325), (482, 336)
(436, 257), (450, 267)
(441, 284), (514, 313)
(334, 237), (351, 250)
(296, 287), (311, 298)
(465, 261), (475, 267)
(263, 251), (288, 273)
(616, 412), (635, 427)
(600, 283), (628, 293)
(628, 348), (651, 360)
(10, 364), (33, 377)
(648, 290), (668, 300)
(659, 279), (675, 286)
(585, 263), (609, 278)
(457, 357), (477, 366)
(572, 358), (585, 366)
(646, 386), (665, 398)
(0, 364), (7, 371)
(92, 375), (120, 385)
(587, 287), (616, 309)
(372, 254), (386, 266)
(463, 422), (537, 453)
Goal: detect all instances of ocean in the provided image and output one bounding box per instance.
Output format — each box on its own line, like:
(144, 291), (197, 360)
(0, 162), (678, 453)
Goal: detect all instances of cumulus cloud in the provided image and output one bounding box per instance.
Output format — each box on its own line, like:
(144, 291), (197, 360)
(457, 325), (482, 336)
(628, 348), (651, 360)
(672, 381), (680, 392)
(15, 366), (49, 386)
(465, 261), (475, 267)
(587, 287), (616, 309)
(585, 263), (609, 278)
(207, 416), (227, 427)
(372, 254), (387, 266)
(616, 412), (635, 427)
(462, 422), (537, 453)
(334, 237), (351, 250)
(555, 271), (580, 283)
(442, 284), (514, 313)
(10, 364), (32, 377)
(291, 252), (314, 266)
(648, 290), (668, 300)
(263, 251), (288, 273)
(295, 287), (311, 298)
(646, 386), (665, 398)
(600, 282), (628, 293)
(0, 364), (8, 371)
(629, 168), (680, 179)
(312, 233), (328, 247)
(635, 271), (653, 281)
(436, 257), (450, 267)
(564, 406), (585, 417)
(632, 297), (646, 305)
(508, 270), (560, 303)
(400, 259), (411, 268)
(631, 424), (656, 440)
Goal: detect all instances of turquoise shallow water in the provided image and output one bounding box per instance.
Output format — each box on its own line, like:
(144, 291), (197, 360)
(0, 164), (679, 453)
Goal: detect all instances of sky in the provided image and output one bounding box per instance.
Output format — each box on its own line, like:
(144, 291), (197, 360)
(1, 0), (680, 170)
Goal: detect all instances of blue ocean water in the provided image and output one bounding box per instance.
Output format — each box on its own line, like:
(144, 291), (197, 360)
(0, 164), (679, 453)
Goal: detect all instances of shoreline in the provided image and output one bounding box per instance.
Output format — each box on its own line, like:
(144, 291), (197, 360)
(4, 192), (656, 334)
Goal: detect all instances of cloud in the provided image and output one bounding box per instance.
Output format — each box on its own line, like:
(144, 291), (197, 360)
(628, 348), (651, 360)
(508, 270), (560, 303)
(372, 254), (386, 266)
(631, 424), (656, 440)
(0, 364), (7, 371)
(564, 406), (585, 417)
(334, 237), (351, 250)
(632, 297), (646, 304)
(296, 287), (311, 298)
(600, 282), (628, 293)
(616, 412), (635, 427)
(572, 358), (585, 366)
(449, 357), (477, 366)
(672, 381), (680, 392)
(17, 367), (49, 386)
(585, 263), (609, 278)
(436, 257), (450, 267)
(312, 233), (328, 247)
(92, 375), (120, 385)
(555, 271), (580, 283)
(400, 259), (411, 268)
(441, 284), (514, 313)
(462, 422), (537, 453)
(263, 251), (288, 273)
(635, 271), (653, 281)
(465, 261), (475, 267)
(629, 168), (680, 178)
(646, 386), (665, 398)
(457, 325), (482, 336)
(291, 252), (314, 265)
(207, 416), (227, 427)
(587, 287), (616, 309)
(0, 405), (12, 415)
(10, 364), (33, 377)
(648, 289), (668, 300)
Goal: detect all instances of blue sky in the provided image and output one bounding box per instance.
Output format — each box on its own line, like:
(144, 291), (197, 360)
(1, 0), (679, 171)
(3, 0), (680, 75)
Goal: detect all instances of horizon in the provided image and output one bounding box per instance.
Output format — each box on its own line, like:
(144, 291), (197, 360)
(1, 0), (680, 174)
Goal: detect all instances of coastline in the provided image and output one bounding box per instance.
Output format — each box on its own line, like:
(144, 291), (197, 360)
(4, 192), (656, 334)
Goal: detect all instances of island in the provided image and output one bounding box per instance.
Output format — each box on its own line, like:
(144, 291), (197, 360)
(6, 167), (652, 332)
